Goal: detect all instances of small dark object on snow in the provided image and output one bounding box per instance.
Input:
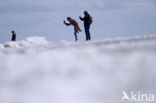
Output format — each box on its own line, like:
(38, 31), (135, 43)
(11, 30), (16, 41)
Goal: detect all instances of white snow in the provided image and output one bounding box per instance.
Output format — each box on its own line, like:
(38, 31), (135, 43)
(0, 35), (156, 103)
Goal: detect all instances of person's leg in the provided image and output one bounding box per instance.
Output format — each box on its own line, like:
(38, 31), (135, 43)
(85, 26), (91, 41)
(85, 26), (88, 41)
(11, 35), (16, 41)
(87, 26), (91, 40)
(14, 35), (16, 41)
(74, 29), (78, 41)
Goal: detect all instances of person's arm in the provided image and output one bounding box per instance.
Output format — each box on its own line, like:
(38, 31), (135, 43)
(79, 16), (84, 21)
(63, 21), (71, 26)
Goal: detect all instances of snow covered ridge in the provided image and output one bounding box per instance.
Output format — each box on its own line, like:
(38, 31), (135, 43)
(2, 36), (49, 48)
(1, 35), (156, 49)
(0, 35), (156, 103)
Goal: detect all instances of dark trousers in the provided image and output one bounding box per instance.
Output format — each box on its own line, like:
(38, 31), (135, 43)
(84, 25), (91, 41)
(11, 34), (16, 41)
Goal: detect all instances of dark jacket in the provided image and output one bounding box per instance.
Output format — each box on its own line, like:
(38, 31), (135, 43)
(11, 34), (16, 41)
(80, 14), (91, 27)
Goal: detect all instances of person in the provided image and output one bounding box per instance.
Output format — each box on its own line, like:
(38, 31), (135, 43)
(11, 30), (16, 41)
(64, 17), (82, 41)
(79, 11), (92, 41)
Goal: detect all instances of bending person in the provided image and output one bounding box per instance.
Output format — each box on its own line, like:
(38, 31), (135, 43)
(64, 17), (82, 41)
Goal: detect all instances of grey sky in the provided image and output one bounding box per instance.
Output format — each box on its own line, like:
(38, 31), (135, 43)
(0, 0), (156, 42)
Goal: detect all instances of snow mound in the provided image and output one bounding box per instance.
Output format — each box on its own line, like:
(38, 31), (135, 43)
(3, 36), (48, 48)
(0, 35), (156, 103)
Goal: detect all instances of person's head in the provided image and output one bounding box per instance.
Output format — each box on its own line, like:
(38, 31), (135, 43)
(84, 11), (89, 16)
(11, 30), (16, 34)
(67, 17), (72, 21)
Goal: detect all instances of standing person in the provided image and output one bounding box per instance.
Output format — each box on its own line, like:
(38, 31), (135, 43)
(11, 30), (16, 41)
(64, 17), (82, 41)
(79, 11), (92, 41)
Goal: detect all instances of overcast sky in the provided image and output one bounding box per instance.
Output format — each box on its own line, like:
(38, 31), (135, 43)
(0, 0), (156, 42)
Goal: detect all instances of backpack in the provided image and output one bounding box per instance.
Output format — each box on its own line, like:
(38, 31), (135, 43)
(88, 16), (93, 25)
